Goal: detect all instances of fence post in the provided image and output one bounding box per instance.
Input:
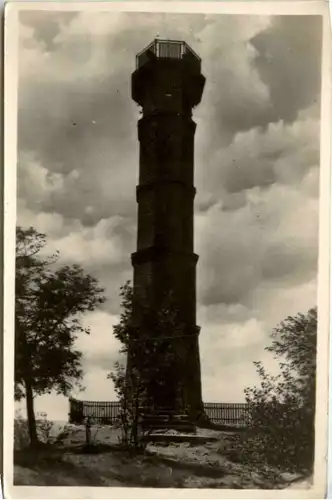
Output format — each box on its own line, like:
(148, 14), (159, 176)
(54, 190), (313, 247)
(85, 416), (91, 448)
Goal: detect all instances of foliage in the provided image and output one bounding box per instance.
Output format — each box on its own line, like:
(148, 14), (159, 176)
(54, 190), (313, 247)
(14, 410), (30, 450)
(237, 308), (317, 472)
(109, 362), (139, 447)
(108, 282), (187, 449)
(14, 410), (54, 450)
(35, 412), (54, 443)
(54, 425), (71, 445)
(15, 226), (106, 445)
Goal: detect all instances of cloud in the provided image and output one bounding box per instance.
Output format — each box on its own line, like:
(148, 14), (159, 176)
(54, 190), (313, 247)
(196, 102), (319, 204)
(251, 15), (322, 124)
(77, 311), (123, 371)
(20, 11), (79, 51)
(197, 178), (318, 308)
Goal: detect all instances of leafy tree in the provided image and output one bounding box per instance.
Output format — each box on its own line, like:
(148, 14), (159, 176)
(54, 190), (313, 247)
(242, 307), (317, 472)
(15, 226), (105, 446)
(108, 282), (188, 448)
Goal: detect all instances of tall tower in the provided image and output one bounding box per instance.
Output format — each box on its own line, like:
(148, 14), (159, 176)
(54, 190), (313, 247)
(131, 40), (205, 420)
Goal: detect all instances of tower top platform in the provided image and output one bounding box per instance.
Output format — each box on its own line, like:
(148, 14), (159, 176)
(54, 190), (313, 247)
(136, 39), (201, 72)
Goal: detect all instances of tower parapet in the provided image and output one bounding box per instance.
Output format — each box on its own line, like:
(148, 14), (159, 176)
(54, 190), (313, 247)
(132, 39), (205, 115)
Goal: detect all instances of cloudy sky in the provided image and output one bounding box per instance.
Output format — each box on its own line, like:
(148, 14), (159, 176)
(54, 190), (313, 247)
(16, 10), (322, 420)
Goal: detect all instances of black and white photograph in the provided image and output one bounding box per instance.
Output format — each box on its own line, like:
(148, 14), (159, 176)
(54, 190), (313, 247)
(4, 1), (330, 497)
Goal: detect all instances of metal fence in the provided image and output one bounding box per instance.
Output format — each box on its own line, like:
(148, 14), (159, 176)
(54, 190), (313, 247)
(69, 397), (250, 427)
(204, 403), (250, 427)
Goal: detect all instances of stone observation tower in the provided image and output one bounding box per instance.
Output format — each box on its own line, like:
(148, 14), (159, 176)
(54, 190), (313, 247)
(131, 39), (205, 423)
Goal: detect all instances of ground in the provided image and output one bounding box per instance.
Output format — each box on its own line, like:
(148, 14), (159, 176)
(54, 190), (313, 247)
(14, 423), (312, 489)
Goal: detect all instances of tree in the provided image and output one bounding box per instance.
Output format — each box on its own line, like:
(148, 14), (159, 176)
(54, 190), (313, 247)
(244, 307), (317, 472)
(15, 226), (105, 446)
(108, 282), (189, 448)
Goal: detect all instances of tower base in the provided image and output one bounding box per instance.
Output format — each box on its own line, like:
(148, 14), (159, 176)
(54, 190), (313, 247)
(141, 408), (196, 434)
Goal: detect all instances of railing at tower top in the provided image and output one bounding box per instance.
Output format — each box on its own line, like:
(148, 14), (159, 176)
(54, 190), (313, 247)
(136, 39), (201, 73)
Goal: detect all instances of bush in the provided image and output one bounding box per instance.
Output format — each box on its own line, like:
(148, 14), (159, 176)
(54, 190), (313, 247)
(245, 400), (314, 471)
(228, 402), (314, 472)
(232, 308), (317, 473)
(14, 411), (30, 450)
(14, 410), (55, 449)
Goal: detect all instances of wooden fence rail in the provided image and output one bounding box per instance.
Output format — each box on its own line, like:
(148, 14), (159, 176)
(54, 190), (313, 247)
(68, 398), (250, 427)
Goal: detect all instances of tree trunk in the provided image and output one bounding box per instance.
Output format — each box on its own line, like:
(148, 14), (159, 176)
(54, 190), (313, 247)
(24, 378), (38, 447)
(20, 325), (39, 447)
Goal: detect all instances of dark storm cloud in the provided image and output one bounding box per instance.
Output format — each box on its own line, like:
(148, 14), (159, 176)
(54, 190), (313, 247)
(198, 15), (322, 167)
(19, 11), (79, 51)
(223, 155), (277, 194)
(88, 264), (133, 315)
(202, 235), (317, 308)
(198, 249), (262, 307)
(18, 79), (139, 226)
(42, 217), (135, 315)
(195, 103), (320, 218)
(251, 15), (322, 123)
(261, 242), (318, 283)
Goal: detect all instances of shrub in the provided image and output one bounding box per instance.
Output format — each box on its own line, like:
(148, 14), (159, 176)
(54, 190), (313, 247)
(14, 410), (55, 449)
(14, 411), (30, 450)
(231, 308), (316, 473)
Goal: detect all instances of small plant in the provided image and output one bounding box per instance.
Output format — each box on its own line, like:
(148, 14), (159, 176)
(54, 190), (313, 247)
(108, 282), (186, 451)
(36, 412), (54, 443)
(110, 362), (147, 449)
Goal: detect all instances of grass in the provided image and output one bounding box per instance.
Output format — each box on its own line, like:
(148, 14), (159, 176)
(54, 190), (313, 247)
(14, 443), (187, 487)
